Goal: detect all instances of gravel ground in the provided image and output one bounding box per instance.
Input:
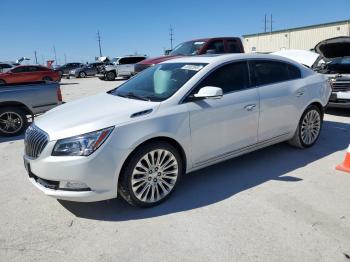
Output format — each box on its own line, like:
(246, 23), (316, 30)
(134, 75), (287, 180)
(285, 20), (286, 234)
(0, 77), (350, 262)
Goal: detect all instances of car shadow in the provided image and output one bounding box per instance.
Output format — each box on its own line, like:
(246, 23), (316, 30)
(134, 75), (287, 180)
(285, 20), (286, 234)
(59, 120), (349, 221)
(0, 134), (24, 143)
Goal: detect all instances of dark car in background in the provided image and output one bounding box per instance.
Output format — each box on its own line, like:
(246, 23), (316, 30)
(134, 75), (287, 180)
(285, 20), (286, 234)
(135, 37), (244, 74)
(0, 65), (61, 85)
(56, 62), (84, 76)
(69, 62), (106, 78)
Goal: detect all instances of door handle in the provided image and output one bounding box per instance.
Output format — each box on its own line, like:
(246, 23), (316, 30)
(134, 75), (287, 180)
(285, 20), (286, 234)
(244, 104), (256, 111)
(296, 90), (305, 97)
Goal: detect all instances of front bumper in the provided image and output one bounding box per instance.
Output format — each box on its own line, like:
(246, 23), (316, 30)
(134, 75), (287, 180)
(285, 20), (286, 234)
(328, 91), (350, 108)
(23, 134), (131, 202)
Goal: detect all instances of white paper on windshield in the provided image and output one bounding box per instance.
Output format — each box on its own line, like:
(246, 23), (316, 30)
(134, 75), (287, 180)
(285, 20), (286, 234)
(194, 42), (205, 45)
(181, 65), (204, 71)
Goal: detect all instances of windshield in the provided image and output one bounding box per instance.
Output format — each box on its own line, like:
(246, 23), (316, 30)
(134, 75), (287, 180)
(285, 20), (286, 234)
(169, 41), (206, 56)
(110, 63), (207, 101)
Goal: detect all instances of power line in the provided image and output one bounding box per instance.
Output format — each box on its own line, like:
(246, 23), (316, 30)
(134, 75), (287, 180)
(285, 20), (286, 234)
(97, 30), (102, 57)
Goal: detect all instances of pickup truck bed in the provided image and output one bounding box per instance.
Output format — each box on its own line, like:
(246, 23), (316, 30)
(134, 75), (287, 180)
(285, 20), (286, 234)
(0, 81), (62, 136)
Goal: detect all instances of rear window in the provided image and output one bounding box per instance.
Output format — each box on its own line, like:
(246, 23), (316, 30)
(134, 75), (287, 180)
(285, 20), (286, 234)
(287, 64), (301, 79)
(119, 57), (146, 64)
(226, 39), (241, 53)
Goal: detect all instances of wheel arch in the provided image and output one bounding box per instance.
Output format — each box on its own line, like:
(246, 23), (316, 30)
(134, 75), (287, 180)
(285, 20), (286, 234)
(117, 136), (188, 185)
(304, 100), (325, 120)
(0, 101), (33, 116)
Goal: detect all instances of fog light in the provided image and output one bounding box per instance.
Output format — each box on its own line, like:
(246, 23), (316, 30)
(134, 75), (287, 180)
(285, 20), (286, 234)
(60, 181), (89, 190)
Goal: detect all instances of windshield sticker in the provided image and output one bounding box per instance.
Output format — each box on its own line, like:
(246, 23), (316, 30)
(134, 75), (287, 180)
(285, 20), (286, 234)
(194, 42), (205, 45)
(181, 65), (204, 71)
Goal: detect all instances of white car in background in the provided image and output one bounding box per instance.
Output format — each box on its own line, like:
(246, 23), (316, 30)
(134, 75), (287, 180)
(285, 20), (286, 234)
(98, 56), (146, 80)
(23, 54), (331, 207)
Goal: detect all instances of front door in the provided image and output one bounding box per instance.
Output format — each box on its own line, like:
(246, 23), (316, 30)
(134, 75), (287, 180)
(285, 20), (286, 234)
(186, 61), (259, 166)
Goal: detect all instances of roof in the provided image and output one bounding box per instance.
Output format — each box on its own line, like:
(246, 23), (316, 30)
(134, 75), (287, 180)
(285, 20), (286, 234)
(162, 53), (304, 65)
(243, 19), (350, 38)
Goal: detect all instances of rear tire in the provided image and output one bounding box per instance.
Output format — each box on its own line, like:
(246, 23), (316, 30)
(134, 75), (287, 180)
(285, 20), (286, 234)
(0, 107), (28, 137)
(118, 141), (183, 207)
(288, 105), (322, 149)
(79, 71), (86, 78)
(106, 71), (116, 81)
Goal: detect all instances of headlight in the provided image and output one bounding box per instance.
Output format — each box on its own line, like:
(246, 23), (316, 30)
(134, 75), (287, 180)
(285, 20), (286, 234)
(52, 127), (114, 156)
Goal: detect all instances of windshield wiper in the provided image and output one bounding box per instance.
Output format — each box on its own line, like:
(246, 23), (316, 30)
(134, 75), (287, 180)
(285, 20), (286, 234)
(117, 92), (148, 101)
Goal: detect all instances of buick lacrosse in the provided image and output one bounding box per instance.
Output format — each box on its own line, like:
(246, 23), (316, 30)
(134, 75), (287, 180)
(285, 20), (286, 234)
(24, 54), (331, 207)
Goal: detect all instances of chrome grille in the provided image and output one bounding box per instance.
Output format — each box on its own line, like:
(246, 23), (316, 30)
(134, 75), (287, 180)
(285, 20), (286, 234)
(332, 81), (350, 92)
(24, 125), (49, 159)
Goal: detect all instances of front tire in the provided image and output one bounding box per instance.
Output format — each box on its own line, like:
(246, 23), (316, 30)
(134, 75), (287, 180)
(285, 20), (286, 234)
(289, 105), (322, 148)
(118, 141), (183, 207)
(106, 71), (116, 81)
(0, 107), (28, 137)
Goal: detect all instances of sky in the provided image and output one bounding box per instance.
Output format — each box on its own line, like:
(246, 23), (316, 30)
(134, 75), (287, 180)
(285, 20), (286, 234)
(1, 0), (349, 64)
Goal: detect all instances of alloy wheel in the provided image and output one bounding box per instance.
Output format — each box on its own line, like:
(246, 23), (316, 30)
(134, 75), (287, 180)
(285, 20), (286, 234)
(131, 149), (179, 203)
(300, 109), (321, 145)
(0, 112), (23, 134)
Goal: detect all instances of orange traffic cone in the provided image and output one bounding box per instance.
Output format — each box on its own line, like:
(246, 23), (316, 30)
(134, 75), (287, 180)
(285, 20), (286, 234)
(336, 145), (350, 173)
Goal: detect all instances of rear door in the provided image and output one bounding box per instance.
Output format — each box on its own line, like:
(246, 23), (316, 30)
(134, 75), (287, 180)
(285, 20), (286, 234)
(186, 61), (259, 166)
(249, 60), (304, 141)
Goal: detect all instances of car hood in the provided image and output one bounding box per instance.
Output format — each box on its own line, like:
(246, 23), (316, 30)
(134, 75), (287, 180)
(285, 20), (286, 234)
(315, 37), (350, 59)
(35, 92), (160, 140)
(138, 55), (182, 65)
(272, 49), (320, 67)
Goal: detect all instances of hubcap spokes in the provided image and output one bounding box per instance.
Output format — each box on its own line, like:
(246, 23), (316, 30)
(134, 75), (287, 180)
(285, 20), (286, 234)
(301, 110), (320, 145)
(0, 112), (23, 134)
(131, 149), (178, 203)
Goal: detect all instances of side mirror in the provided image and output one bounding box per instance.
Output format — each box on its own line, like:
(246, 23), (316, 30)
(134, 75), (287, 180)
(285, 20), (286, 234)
(193, 86), (223, 100)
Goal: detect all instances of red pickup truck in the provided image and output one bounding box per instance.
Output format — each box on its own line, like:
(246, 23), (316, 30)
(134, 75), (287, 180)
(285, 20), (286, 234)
(0, 65), (60, 85)
(135, 37), (244, 74)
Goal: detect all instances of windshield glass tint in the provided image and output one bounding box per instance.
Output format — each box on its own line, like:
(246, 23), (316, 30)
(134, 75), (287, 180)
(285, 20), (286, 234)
(111, 63), (207, 101)
(170, 41), (206, 56)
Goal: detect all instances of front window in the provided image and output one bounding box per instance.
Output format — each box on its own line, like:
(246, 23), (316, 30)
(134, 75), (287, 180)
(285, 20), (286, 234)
(170, 41), (206, 56)
(110, 63), (207, 101)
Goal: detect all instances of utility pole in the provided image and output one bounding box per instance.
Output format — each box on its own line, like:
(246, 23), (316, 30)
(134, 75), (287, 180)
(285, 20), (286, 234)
(97, 30), (102, 57)
(53, 45), (57, 65)
(169, 25), (174, 50)
(34, 50), (38, 64)
(264, 14), (267, 33)
(270, 14), (273, 33)
(64, 53), (67, 64)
